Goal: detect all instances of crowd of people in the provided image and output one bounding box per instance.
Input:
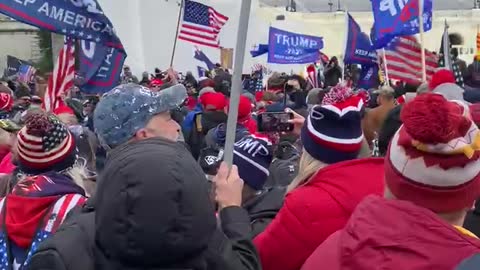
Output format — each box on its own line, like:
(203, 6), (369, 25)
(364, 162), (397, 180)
(0, 52), (479, 270)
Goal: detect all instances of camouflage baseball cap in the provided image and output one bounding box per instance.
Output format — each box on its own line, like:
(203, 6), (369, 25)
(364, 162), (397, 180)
(94, 83), (187, 148)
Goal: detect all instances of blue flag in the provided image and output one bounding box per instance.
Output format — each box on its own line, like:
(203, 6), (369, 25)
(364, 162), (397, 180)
(0, 0), (123, 47)
(250, 44), (269, 58)
(77, 40), (126, 94)
(344, 13), (377, 65)
(267, 27), (323, 64)
(357, 65), (380, 90)
(197, 66), (208, 78)
(0, 0), (127, 94)
(194, 48), (215, 70)
(371, 0), (433, 49)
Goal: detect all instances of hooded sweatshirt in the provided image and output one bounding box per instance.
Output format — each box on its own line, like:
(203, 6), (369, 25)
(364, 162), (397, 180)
(254, 158), (385, 270)
(302, 196), (480, 270)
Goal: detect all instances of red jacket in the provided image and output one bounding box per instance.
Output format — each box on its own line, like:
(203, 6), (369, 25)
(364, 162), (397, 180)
(254, 158), (385, 270)
(302, 196), (480, 270)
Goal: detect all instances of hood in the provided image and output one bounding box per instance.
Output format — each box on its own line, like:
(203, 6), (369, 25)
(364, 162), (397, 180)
(95, 138), (217, 268)
(305, 158), (385, 213)
(330, 196), (480, 270)
(6, 172), (85, 248)
(201, 111), (227, 132)
(243, 187), (285, 216)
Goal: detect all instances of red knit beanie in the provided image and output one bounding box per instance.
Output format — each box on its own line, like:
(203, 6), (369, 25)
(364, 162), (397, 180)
(385, 93), (480, 212)
(429, 69), (456, 90)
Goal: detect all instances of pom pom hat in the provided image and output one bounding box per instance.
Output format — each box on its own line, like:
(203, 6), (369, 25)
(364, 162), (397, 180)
(385, 93), (480, 213)
(301, 84), (364, 164)
(17, 113), (77, 175)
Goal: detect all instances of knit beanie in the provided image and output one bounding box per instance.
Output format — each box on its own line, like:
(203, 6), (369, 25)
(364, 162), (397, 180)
(429, 69), (456, 90)
(233, 135), (273, 190)
(301, 84), (364, 164)
(385, 93), (480, 213)
(17, 113), (77, 175)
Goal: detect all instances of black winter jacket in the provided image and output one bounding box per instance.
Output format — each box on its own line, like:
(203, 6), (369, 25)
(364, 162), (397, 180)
(28, 138), (261, 270)
(243, 187), (286, 237)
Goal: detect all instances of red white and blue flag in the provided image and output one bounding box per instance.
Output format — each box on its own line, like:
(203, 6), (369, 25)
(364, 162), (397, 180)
(44, 41), (75, 112)
(384, 36), (438, 84)
(179, 0), (229, 48)
(17, 64), (37, 83)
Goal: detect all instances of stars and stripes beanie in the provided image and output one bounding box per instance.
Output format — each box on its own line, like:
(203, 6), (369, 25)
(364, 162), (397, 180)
(233, 134), (273, 190)
(385, 93), (480, 213)
(301, 84), (364, 164)
(17, 113), (77, 175)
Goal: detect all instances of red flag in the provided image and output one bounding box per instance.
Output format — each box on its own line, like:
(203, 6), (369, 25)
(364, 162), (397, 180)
(44, 42), (75, 112)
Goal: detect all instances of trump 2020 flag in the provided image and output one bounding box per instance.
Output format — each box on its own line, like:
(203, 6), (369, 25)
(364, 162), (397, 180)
(344, 13), (377, 65)
(77, 40), (126, 94)
(268, 27), (323, 64)
(371, 0), (433, 49)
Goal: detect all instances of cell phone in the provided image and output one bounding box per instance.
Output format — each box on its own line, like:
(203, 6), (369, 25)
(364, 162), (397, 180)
(257, 112), (294, 132)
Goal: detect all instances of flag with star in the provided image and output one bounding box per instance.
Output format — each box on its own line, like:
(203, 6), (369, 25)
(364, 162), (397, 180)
(438, 21), (464, 87)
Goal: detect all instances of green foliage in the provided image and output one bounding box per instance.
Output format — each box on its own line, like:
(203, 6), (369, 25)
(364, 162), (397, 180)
(35, 30), (53, 74)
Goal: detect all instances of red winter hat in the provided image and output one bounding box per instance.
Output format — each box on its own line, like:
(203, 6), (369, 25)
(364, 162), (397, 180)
(200, 92), (226, 111)
(53, 105), (75, 116)
(227, 95), (252, 120)
(385, 93), (480, 213)
(0, 93), (13, 112)
(429, 69), (456, 90)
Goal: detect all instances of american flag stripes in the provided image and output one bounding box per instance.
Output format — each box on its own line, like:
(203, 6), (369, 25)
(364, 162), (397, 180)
(178, 0), (229, 48)
(384, 36), (438, 85)
(44, 41), (75, 112)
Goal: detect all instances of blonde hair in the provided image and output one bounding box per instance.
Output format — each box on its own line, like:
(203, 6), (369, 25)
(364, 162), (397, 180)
(287, 150), (326, 193)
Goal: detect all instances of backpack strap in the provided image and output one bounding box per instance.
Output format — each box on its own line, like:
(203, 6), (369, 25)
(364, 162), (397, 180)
(195, 113), (203, 133)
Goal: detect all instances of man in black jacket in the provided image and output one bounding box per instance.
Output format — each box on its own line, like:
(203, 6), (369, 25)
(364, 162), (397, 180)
(28, 83), (260, 270)
(29, 138), (260, 270)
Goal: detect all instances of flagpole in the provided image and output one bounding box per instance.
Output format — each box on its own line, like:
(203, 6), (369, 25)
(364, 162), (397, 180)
(382, 49), (390, 86)
(223, 0), (252, 168)
(170, 0), (184, 67)
(342, 10), (348, 82)
(419, 0), (427, 82)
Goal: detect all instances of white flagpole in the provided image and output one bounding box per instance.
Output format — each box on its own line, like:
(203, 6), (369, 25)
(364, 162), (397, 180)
(419, 0), (427, 82)
(382, 48), (390, 86)
(342, 11), (349, 82)
(223, 0), (252, 168)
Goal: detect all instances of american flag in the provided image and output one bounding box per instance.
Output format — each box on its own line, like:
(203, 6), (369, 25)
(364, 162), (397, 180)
(44, 41), (75, 112)
(384, 36), (438, 85)
(178, 0), (229, 48)
(438, 22), (464, 87)
(17, 64), (37, 83)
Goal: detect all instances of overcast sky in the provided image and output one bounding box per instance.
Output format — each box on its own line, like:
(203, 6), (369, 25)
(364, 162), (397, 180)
(260, 0), (477, 12)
